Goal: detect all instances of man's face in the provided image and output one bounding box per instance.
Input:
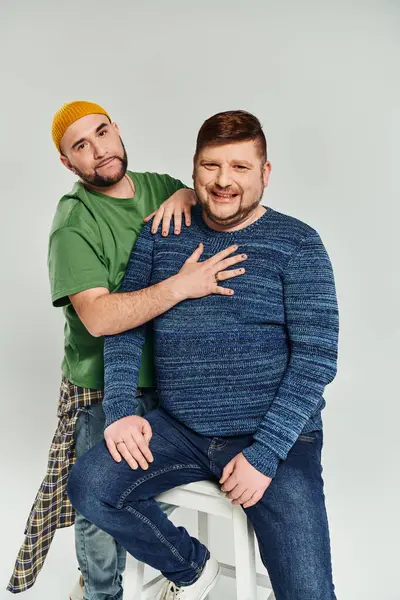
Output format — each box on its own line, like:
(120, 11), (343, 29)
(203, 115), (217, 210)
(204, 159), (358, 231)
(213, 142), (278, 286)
(193, 140), (271, 229)
(60, 114), (128, 187)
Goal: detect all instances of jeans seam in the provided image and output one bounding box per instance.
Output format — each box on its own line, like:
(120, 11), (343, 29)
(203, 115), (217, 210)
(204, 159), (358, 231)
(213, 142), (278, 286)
(77, 513), (90, 597)
(207, 440), (216, 459)
(76, 411), (91, 593)
(215, 440), (228, 449)
(117, 464), (202, 508)
(175, 546), (210, 586)
(124, 505), (202, 571)
(84, 409), (91, 451)
(116, 544), (126, 577)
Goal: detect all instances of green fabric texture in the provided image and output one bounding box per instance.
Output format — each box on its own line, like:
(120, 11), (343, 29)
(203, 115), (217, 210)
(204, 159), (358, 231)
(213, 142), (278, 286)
(48, 171), (186, 390)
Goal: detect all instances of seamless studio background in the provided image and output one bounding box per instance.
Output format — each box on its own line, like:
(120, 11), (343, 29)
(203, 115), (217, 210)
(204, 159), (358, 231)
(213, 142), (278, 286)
(0, 1), (399, 599)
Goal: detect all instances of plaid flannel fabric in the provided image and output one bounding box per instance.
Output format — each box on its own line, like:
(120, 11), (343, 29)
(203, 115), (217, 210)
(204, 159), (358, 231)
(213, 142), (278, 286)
(7, 377), (103, 594)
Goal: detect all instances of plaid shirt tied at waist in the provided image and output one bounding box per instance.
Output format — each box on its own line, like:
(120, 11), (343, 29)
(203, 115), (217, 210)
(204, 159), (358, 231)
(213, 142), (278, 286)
(7, 377), (103, 594)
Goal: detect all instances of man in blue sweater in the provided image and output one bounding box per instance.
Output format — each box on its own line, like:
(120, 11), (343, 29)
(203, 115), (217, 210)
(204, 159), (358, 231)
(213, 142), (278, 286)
(68, 110), (339, 600)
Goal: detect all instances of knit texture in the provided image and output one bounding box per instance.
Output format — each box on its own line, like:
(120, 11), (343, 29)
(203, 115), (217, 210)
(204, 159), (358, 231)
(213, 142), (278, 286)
(103, 206), (339, 477)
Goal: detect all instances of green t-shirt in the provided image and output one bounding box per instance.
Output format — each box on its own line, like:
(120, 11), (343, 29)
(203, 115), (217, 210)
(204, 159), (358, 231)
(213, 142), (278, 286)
(48, 171), (186, 390)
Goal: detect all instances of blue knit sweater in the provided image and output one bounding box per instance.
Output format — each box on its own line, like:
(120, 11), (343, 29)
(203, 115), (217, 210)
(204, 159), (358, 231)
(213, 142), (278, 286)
(103, 205), (339, 478)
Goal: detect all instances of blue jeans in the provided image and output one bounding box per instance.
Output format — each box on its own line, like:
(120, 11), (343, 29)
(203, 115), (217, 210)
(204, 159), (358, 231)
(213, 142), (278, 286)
(74, 391), (167, 600)
(70, 407), (336, 599)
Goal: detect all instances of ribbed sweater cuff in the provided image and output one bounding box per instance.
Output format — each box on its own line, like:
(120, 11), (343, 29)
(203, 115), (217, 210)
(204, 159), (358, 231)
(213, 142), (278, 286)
(103, 399), (138, 429)
(242, 442), (280, 479)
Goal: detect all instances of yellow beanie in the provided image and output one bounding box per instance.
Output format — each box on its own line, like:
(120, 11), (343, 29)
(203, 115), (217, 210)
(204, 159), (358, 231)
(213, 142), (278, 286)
(52, 101), (111, 153)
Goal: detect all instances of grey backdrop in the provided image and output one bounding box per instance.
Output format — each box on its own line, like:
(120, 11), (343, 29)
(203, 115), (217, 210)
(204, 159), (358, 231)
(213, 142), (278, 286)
(1, 1), (399, 599)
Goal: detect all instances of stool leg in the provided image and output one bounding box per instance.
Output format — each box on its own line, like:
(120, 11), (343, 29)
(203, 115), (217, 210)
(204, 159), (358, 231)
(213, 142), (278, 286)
(198, 511), (209, 546)
(232, 506), (258, 600)
(198, 511), (215, 600)
(123, 554), (145, 600)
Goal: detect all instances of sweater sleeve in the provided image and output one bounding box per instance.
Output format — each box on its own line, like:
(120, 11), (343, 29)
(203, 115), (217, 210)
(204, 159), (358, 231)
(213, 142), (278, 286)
(242, 231), (339, 478)
(102, 223), (155, 428)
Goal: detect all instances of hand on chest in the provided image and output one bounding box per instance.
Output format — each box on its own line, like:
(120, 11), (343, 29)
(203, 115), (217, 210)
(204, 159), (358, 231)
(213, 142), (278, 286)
(152, 238), (286, 323)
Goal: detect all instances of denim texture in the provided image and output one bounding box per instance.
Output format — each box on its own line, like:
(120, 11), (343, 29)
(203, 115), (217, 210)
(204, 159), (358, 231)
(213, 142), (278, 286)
(69, 407), (336, 599)
(74, 391), (172, 600)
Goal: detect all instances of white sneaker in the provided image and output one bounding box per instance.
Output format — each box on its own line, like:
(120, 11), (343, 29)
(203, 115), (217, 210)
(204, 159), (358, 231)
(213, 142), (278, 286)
(158, 556), (220, 599)
(69, 575), (84, 600)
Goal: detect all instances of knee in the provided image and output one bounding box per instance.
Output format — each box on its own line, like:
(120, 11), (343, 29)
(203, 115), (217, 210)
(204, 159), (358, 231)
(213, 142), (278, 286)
(67, 441), (109, 518)
(67, 459), (93, 518)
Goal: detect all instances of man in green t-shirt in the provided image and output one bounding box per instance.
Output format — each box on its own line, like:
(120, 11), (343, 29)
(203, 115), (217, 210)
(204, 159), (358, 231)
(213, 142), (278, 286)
(23, 101), (245, 600)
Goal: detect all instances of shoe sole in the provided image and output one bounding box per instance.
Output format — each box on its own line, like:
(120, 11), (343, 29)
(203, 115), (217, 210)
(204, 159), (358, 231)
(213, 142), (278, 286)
(199, 564), (221, 600)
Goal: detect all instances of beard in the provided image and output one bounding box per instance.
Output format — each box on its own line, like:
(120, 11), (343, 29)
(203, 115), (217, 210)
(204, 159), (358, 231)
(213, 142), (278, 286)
(194, 177), (265, 229)
(72, 139), (128, 188)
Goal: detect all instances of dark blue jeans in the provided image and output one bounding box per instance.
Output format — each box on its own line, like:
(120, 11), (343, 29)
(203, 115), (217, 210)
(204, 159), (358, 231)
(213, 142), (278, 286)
(68, 407), (336, 599)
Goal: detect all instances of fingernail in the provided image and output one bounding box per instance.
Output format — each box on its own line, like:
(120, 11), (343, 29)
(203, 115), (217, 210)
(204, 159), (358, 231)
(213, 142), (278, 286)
(242, 254), (247, 258)
(162, 231), (167, 236)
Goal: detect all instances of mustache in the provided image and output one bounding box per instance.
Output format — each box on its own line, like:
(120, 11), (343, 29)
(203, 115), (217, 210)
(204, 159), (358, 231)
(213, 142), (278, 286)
(208, 185), (242, 195)
(95, 156), (122, 168)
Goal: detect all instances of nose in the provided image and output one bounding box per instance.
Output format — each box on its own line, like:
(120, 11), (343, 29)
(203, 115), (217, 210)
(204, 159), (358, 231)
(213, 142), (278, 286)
(92, 139), (107, 160)
(215, 166), (232, 188)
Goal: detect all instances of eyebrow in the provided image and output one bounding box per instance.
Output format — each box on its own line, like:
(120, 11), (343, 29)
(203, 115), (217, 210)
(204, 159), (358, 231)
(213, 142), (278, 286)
(70, 122), (109, 150)
(200, 158), (254, 167)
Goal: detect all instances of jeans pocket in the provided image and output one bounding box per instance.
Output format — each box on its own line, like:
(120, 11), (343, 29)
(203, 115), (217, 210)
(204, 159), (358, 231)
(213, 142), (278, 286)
(296, 431), (323, 464)
(75, 404), (106, 456)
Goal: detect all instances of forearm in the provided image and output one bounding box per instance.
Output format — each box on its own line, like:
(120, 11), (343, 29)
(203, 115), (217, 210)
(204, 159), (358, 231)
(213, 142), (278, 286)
(90, 276), (185, 337)
(242, 345), (337, 477)
(243, 230), (339, 478)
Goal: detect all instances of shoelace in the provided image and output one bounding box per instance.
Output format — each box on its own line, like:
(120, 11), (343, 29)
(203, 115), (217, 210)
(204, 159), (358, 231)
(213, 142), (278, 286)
(159, 580), (185, 599)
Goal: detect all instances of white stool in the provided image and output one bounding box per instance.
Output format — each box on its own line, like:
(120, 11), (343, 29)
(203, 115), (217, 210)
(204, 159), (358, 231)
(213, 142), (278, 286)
(124, 480), (276, 600)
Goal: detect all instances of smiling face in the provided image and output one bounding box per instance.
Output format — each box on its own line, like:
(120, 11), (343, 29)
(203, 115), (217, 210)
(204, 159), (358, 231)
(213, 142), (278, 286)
(59, 113), (128, 187)
(193, 140), (271, 230)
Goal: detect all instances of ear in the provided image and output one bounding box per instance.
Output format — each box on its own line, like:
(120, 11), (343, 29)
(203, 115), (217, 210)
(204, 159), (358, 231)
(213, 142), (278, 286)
(112, 121), (120, 135)
(262, 161), (272, 188)
(60, 154), (76, 174)
(192, 155), (197, 183)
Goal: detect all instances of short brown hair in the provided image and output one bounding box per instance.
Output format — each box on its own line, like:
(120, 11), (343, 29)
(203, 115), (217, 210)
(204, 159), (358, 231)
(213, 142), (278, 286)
(194, 110), (267, 163)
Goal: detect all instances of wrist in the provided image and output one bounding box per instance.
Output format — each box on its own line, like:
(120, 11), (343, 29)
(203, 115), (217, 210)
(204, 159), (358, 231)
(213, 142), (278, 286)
(242, 443), (279, 478)
(103, 400), (137, 429)
(162, 275), (188, 303)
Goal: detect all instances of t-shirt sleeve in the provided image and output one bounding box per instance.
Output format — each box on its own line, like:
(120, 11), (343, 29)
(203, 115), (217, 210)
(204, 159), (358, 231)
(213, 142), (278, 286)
(48, 227), (109, 307)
